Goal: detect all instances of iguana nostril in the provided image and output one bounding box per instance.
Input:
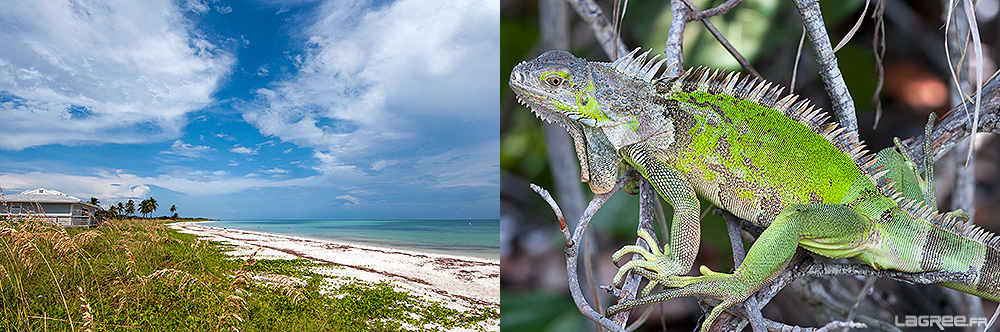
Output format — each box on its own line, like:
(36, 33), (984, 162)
(512, 71), (523, 82)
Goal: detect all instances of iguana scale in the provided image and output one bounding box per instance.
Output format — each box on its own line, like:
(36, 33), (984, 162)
(509, 49), (1000, 330)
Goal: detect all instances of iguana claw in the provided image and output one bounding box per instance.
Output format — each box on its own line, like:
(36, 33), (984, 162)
(607, 265), (751, 331)
(611, 228), (686, 294)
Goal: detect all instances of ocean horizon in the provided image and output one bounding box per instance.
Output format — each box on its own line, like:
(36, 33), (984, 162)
(200, 219), (500, 259)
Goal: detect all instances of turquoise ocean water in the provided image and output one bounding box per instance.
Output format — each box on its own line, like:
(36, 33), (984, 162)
(203, 219), (500, 259)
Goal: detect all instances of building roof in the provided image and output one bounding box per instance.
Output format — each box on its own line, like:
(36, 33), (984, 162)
(2, 188), (99, 208)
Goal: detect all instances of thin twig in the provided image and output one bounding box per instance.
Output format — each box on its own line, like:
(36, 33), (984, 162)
(832, 0), (871, 54)
(960, 0), (983, 164)
(793, 282), (902, 332)
(680, 0), (762, 79)
(791, 25), (806, 93)
(537, 171), (639, 331)
(689, 0), (744, 21)
(844, 277), (876, 329)
(871, 0), (886, 129)
(530, 184), (571, 246)
(564, 0), (629, 58)
(765, 318), (867, 332)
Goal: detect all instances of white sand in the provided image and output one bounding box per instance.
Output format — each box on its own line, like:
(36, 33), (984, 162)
(170, 221), (499, 330)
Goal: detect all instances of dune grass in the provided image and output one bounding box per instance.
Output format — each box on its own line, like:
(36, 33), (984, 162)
(0, 217), (496, 331)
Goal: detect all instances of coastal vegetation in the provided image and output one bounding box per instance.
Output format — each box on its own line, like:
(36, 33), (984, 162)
(90, 197), (200, 221)
(0, 216), (497, 331)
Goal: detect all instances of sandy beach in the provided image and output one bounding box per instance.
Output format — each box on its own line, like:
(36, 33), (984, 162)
(170, 221), (499, 327)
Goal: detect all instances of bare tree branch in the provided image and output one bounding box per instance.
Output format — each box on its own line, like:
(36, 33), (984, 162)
(726, 217), (766, 332)
(900, 72), (1000, 169)
(688, 0), (744, 21)
(662, 0), (690, 76)
(530, 171), (639, 331)
(612, 179), (657, 326)
(792, 0), (859, 136)
(564, 0), (629, 58)
(765, 319), (867, 332)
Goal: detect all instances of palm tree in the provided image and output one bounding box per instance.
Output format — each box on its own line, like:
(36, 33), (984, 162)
(139, 199), (151, 218)
(169, 205), (177, 219)
(108, 204), (120, 218)
(88, 197), (104, 219)
(116, 202), (125, 218)
(125, 200), (135, 218)
(148, 197), (158, 217)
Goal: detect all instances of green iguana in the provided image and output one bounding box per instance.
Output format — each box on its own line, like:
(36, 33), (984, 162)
(509, 49), (1000, 330)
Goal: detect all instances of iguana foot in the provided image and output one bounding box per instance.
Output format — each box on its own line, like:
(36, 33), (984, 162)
(611, 228), (687, 294)
(607, 265), (752, 331)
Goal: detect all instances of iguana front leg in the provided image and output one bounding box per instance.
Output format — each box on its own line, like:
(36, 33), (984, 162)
(611, 143), (701, 293)
(609, 203), (874, 331)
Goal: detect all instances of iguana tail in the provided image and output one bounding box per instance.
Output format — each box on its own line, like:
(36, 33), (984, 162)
(921, 223), (1000, 302)
(866, 116), (1000, 302)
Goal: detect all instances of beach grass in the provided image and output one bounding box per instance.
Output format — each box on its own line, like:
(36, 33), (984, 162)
(0, 216), (497, 331)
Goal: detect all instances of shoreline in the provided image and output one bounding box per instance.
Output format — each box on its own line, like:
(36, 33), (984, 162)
(180, 219), (499, 259)
(169, 221), (499, 312)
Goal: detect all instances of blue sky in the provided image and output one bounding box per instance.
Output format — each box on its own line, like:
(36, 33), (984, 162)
(0, 0), (499, 220)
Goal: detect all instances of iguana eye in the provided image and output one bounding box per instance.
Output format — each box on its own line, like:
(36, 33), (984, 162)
(546, 76), (564, 87)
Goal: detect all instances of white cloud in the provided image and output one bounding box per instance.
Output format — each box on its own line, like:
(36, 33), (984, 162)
(241, 0), (498, 178)
(0, 169), (320, 200)
(263, 167), (288, 174)
(229, 145), (258, 155)
(0, 0), (234, 150)
(413, 140), (499, 188)
(0, 171), (149, 202)
(336, 194), (360, 205)
(371, 159), (398, 171)
(161, 140), (214, 158)
(215, 133), (236, 141)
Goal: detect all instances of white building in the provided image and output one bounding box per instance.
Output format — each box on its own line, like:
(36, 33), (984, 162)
(1, 188), (99, 227)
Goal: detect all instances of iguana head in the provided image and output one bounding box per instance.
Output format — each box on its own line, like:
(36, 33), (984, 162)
(509, 50), (606, 128)
(509, 49), (672, 194)
(509, 50), (629, 194)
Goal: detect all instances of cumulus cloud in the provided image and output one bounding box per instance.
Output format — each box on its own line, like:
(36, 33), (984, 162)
(242, 0), (499, 185)
(162, 140), (214, 158)
(0, 0), (233, 150)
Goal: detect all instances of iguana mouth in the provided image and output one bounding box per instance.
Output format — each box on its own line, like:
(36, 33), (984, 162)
(510, 60), (601, 128)
(511, 90), (596, 127)
(510, 69), (568, 125)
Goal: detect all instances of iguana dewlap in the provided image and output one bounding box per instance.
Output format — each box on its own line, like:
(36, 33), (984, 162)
(509, 49), (1000, 330)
